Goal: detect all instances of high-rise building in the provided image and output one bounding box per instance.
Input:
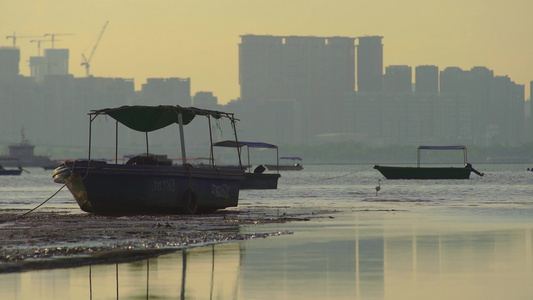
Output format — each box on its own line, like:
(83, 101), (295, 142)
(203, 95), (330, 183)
(239, 35), (283, 102)
(529, 80), (533, 120)
(141, 77), (191, 106)
(439, 67), (466, 95)
(45, 49), (69, 75)
(238, 34), (355, 143)
(415, 65), (438, 94)
(356, 36), (383, 93)
(384, 65), (412, 93)
(193, 91), (219, 109)
(29, 49), (69, 81)
(0, 47), (20, 81)
(239, 34), (355, 102)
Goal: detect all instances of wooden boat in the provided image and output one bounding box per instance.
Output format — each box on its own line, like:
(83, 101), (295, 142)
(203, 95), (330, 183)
(265, 156), (303, 171)
(52, 105), (245, 215)
(373, 146), (484, 180)
(213, 140), (281, 189)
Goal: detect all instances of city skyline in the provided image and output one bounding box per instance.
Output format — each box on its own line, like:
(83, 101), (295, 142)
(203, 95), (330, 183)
(2, 0), (532, 103)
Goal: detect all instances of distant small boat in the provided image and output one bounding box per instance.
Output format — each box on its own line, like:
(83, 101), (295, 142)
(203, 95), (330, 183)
(0, 164), (22, 176)
(213, 140), (281, 189)
(265, 157), (303, 171)
(373, 145), (484, 180)
(0, 128), (57, 169)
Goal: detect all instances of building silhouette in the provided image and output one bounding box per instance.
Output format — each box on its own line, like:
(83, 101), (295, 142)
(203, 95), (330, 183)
(29, 49), (69, 82)
(141, 77), (191, 106)
(384, 65), (412, 93)
(357, 36), (383, 93)
(238, 34), (356, 144)
(415, 65), (438, 94)
(0, 34), (530, 161)
(0, 47), (20, 81)
(193, 91), (219, 110)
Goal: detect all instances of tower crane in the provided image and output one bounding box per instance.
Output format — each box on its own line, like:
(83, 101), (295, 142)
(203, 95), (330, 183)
(30, 39), (56, 56)
(6, 33), (40, 47)
(81, 21), (109, 77)
(43, 33), (75, 48)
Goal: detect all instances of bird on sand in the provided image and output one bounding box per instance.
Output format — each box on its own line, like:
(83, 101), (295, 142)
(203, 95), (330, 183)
(375, 179), (382, 196)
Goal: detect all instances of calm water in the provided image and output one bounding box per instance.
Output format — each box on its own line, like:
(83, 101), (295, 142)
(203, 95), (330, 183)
(1, 164), (532, 299)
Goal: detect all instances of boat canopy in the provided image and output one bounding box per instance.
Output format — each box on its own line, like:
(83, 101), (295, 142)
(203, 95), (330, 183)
(213, 140), (278, 149)
(418, 145), (466, 150)
(280, 156), (302, 160)
(90, 105), (226, 132)
(417, 145), (468, 166)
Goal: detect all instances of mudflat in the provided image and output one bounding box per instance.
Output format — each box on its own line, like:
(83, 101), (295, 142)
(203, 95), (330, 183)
(0, 206), (335, 273)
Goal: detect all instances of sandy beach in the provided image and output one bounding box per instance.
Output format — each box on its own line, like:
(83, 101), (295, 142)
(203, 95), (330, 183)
(0, 206), (336, 273)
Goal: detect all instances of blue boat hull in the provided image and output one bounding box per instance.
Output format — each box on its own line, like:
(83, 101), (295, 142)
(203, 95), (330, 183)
(241, 173), (281, 189)
(53, 160), (244, 215)
(0, 169), (22, 176)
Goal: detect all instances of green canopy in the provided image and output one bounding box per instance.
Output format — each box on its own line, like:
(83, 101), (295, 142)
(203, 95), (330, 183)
(90, 105), (225, 132)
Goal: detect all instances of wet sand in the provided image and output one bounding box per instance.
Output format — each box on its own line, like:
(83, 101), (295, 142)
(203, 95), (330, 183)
(0, 206), (337, 273)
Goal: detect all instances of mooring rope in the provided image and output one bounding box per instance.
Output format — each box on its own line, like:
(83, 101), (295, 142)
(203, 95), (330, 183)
(0, 179), (70, 224)
(0, 164), (76, 224)
(318, 165), (374, 182)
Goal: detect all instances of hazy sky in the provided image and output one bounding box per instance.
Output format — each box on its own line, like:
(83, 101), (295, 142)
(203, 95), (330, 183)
(2, 0), (532, 103)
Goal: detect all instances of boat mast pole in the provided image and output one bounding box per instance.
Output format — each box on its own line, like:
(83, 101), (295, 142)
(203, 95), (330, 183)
(115, 121), (118, 163)
(276, 147), (279, 174)
(207, 116), (214, 167)
(247, 146), (250, 172)
(178, 112), (187, 165)
(88, 114), (98, 161)
(88, 115), (92, 161)
(417, 147), (421, 167)
(229, 114), (243, 168)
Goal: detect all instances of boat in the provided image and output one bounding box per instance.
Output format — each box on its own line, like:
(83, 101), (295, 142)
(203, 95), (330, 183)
(0, 163), (23, 176)
(213, 140), (281, 189)
(265, 156), (303, 171)
(52, 105), (245, 215)
(373, 145), (484, 179)
(0, 128), (58, 169)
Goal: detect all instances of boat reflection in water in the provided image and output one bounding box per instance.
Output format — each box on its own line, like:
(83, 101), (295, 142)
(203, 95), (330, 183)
(85, 243), (242, 299)
(0, 242), (242, 299)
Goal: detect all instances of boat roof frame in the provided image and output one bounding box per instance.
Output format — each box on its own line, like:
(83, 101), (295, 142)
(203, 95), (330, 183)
(213, 140), (279, 173)
(417, 145), (467, 167)
(87, 105), (242, 167)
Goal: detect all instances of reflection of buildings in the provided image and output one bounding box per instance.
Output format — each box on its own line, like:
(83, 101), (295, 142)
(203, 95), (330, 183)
(378, 226), (533, 298)
(237, 224), (533, 299)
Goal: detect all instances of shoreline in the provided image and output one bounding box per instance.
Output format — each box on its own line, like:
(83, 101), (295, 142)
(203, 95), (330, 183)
(0, 206), (338, 274)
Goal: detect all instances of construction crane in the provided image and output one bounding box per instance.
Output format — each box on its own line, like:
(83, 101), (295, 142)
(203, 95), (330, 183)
(30, 39), (56, 56)
(6, 33), (40, 47)
(81, 21), (109, 77)
(43, 33), (75, 48)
